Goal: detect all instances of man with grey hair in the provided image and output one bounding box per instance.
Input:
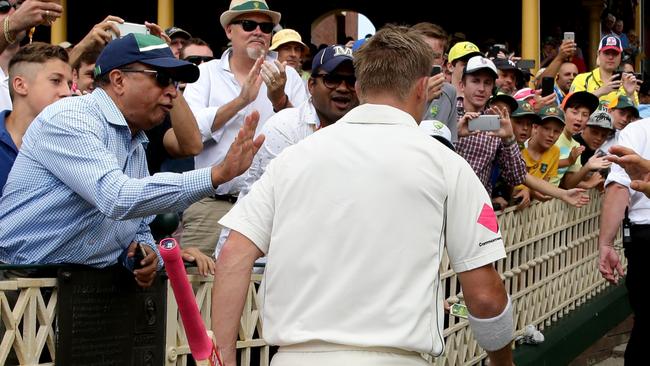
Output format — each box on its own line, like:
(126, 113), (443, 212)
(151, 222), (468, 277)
(212, 24), (513, 366)
(183, 0), (307, 256)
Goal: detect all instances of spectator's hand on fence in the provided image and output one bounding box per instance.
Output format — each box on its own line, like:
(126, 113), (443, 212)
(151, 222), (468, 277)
(128, 242), (159, 288)
(492, 196), (508, 211)
(599, 245), (624, 284)
(427, 73), (445, 102)
(212, 111), (265, 186)
(443, 300), (451, 313)
(182, 247), (215, 276)
(560, 188), (590, 208)
(513, 188), (531, 210)
(457, 112), (481, 137)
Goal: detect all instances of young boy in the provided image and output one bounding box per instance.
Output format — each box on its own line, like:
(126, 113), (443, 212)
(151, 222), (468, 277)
(511, 100), (541, 146)
(522, 106), (563, 184)
(553, 91), (607, 188)
(1, 43), (71, 195)
(574, 111), (615, 165)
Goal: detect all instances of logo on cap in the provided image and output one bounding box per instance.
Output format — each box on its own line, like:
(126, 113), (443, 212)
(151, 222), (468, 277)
(546, 106), (559, 115)
(606, 37), (617, 46)
(522, 103), (534, 112)
(332, 45), (353, 58)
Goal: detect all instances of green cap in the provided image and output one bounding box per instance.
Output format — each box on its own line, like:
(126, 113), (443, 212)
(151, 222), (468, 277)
(512, 100), (541, 123)
(538, 105), (565, 125)
(610, 95), (640, 118)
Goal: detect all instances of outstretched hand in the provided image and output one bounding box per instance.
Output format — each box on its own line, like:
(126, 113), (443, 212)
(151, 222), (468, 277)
(606, 145), (650, 198)
(211, 111), (265, 186)
(561, 188), (590, 208)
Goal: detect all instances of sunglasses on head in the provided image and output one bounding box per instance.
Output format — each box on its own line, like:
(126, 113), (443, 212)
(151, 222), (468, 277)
(119, 68), (179, 89)
(230, 19), (274, 34)
(0, 0), (16, 13)
(184, 55), (214, 65)
(313, 73), (356, 89)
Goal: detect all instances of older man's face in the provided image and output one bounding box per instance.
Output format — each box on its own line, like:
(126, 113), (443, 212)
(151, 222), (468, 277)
(117, 63), (179, 134)
(226, 13), (274, 60)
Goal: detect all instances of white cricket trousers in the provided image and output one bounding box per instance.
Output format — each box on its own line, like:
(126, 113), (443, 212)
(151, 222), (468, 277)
(270, 341), (430, 366)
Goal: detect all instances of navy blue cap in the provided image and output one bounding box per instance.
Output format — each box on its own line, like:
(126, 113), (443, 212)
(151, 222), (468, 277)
(94, 33), (199, 83)
(311, 45), (353, 76)
(599, 35), (622, 53)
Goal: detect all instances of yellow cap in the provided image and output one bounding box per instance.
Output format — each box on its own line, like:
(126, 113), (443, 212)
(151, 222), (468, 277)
(448, 41), (481, 64)
(270, 29), (306, 51)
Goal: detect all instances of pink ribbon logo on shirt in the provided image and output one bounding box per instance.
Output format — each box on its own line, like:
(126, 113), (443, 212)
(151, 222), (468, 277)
(477, 203), (499, 233)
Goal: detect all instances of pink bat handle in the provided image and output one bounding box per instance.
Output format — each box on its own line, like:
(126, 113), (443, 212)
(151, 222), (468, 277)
(159, 238), (223, 366)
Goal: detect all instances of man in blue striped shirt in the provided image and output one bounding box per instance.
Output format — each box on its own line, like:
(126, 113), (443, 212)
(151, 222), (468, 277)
(0, 34), (263, 287)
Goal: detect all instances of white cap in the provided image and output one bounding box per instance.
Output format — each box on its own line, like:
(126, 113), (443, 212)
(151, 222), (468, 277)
(463, 56), (498, 79)
(420, 120), (452, 142)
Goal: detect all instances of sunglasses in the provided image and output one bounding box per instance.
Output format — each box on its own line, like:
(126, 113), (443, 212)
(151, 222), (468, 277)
(230, 20), (274, 34)
(119, 69), (179, 89)
(184, 55), (214, 65)
(0, 0), (16, 13)
(312, 73), (356, 89)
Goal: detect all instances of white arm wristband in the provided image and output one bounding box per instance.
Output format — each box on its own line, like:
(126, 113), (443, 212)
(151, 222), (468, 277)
(467, 294), (514, 351)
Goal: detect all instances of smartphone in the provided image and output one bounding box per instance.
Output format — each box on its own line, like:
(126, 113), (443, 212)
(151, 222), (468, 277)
(109, 21), (150, 39)
(634, 73), (643, 81)
(612, 71), (623, 81)
(469, 115), (501, 131)
(133, 242), (147, 269)
(516, 59), (535, 70)
(450, 303), (468, 319)
(541, 76), (555, 97)
(430, 65), (442, 76)
(563, 32), (575, 42)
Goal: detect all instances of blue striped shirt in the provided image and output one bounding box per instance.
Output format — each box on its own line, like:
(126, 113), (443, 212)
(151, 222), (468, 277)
(0, 89), (215, 267)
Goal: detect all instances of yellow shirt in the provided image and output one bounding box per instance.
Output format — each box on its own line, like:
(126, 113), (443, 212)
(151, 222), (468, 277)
(550, 133), (582, 186)
(522, 145), (560, 184)
(570, 68), (639, 108)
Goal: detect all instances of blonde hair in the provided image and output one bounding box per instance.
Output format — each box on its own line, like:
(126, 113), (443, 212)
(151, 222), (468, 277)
(354, 24), (433, 101)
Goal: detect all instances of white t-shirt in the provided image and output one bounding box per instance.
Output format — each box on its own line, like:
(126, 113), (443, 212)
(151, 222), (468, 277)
(183, 48), (308, 194)
(220, 104), (506, 355)
(605, 119), (650, 224)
